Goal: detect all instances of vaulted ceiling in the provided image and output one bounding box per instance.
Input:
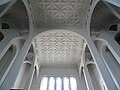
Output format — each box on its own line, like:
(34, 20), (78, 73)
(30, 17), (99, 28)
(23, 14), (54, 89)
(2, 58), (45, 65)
(90, 1), (120, 31)
(0, 0), (29, 30)
(31, 0), (89, 67)
(33, 0), (89, 27)
(0, 0), (89, 67)
(34, 30), (85, 67)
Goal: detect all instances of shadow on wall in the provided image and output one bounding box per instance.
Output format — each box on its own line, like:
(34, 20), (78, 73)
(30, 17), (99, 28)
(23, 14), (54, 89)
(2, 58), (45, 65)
(0, 32), (4, 41)
(115, 32), (120, 45)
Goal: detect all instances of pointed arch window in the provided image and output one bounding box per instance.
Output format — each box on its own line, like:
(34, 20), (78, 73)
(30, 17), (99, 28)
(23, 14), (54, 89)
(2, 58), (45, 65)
(56, 77), (62, 90)
(70, 77), (77, 90)
(48, 77), (55, 90)
(40, 77), (48, 90)
(40, 76), (77, 90)
(63, 77), (70, 90)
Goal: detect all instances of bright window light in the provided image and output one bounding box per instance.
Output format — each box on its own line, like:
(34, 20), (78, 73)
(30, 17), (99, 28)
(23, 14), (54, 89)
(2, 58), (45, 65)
(63, 77), (70, 90)
(56, 77), (62, 90)
(40, 77), (48, 90)
(40, 76), (77, 90)
(70, 77), (77, 90)
(48, 77), (55, 90)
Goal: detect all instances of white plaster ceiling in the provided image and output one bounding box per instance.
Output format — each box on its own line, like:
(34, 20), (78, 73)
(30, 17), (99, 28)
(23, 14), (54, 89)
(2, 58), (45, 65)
(34, 30), (85, 67)
(34, 0), (88, 27)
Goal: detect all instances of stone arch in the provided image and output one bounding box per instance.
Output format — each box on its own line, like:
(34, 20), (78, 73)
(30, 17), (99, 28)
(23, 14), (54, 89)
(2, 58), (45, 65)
(83, 41), (106, 90)
(13, 62), (31, 89)
(87, 63), (104, 90)
(34, 29), (86, 67)
(0, 0), (32, 36)
(21, 0), (34, 34)
(24, 61), (32, 65)
(13, 43), (36, 89)
(94, 39), (120, 89)
(0, 1), (34, 86)
(85, 0), (100, 35)
(86, 0), (120, 36)
(101, 46), (120, 89)
(90, 1), (119, 31)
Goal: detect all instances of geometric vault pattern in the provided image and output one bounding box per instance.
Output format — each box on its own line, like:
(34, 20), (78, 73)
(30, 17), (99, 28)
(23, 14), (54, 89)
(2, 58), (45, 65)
(35, 0), (86, 26)
(34, 30), (84, 66)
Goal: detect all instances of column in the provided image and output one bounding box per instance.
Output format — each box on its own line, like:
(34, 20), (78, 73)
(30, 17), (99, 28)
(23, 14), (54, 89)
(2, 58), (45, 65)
(83, 65), (94, 90)
(24, 65), (35, 90)
(86, 37), (117, 90)
(0, 29), (19, 60)
(99, 31), (120, 64)
(24, 53), (37, 90)
(103, 50), (120, 89)
(0, 36), (33, 90)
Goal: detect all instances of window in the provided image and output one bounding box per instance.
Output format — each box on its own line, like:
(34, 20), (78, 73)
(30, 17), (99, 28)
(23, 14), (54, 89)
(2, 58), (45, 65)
(109, 24), (118, 31)
(40, 76), (77, 90)
(63, 77), (70, 90)
(40, 77), (48, 90)
(115, 33), (120, 45)
(56, 77), (62, 90)
(70, 77), (77, 90)
(2, 23), (10, 29)
(48, 77), (55, 90)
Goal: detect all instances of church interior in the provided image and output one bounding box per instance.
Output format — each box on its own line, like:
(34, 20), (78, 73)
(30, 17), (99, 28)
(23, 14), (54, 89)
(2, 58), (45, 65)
(0, 0), (120, 90)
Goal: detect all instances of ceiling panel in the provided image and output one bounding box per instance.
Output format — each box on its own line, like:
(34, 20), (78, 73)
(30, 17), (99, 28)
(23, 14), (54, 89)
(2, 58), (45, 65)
(35, 0), (87, 26)
(34, 30), (85, 67)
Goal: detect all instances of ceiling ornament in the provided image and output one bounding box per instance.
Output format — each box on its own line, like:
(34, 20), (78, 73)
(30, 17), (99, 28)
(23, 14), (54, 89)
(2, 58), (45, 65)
(35, 0), (86, 26)
(34, 30), (85, 66)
